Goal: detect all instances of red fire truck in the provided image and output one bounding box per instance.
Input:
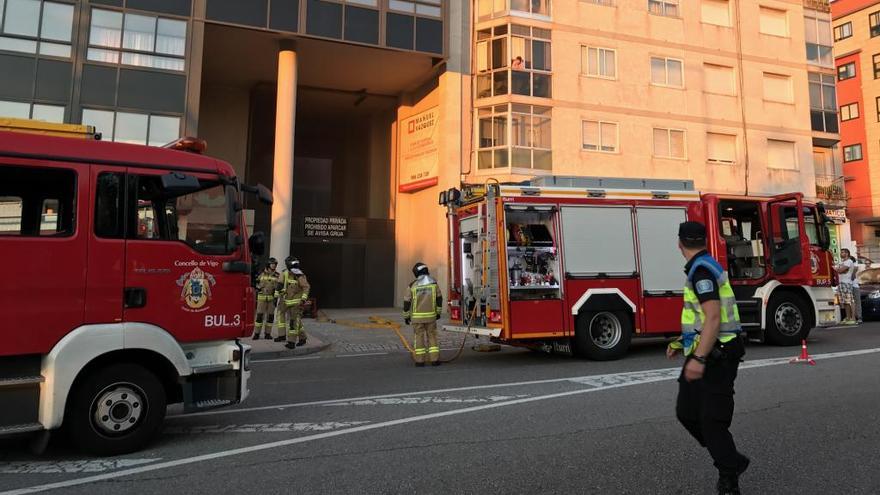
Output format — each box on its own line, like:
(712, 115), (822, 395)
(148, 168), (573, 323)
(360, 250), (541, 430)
(439, 176), (839, 360)
(0, 120), (271, 454)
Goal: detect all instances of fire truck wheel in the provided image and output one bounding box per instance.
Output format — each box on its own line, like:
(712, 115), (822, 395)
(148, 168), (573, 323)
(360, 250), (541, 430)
(765, 292), (810, 346)
(574, 310), (632, 360)
(65, 363), (166, 456)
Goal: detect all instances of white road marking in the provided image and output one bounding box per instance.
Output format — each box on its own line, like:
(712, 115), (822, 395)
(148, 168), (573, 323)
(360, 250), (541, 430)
(7, 347), (880, 495)
(250, 356), (322, 364)
(335, 352), (389, 358)
(172, 346), (880, 419)
(0, 459), (158, 474)
(322, 395), (527, 406)
(165, 421), (368, 435)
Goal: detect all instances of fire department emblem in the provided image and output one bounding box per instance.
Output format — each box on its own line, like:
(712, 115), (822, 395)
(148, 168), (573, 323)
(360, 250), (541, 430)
(176, 267), (216, 312)
(810, 253), (819, 275)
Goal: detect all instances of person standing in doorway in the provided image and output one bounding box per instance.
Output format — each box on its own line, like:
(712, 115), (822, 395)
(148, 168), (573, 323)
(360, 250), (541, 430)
(667, 221), (749, 495)
(276, 256), (311, 349)
(403, 262), (442, 367)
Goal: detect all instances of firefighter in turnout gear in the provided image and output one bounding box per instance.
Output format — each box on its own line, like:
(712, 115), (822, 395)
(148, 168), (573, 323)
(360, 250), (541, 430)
(276, 256), (310, 349)
(403, 263), (442, 367)
(667, 221), (749, 495)
(253, 257), (281, 339)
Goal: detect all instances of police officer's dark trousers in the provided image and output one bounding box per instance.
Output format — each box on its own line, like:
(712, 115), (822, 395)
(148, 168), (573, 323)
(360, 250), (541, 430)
(676, 337), (748, 477)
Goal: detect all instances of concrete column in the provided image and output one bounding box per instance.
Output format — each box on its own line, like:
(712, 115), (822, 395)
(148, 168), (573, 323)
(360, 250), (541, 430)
(270, 41), (297, 263)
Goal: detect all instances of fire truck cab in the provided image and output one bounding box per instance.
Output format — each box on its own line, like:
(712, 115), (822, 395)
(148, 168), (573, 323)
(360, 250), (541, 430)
(440, 176), (839, 360)
(0, 121), (271, 454)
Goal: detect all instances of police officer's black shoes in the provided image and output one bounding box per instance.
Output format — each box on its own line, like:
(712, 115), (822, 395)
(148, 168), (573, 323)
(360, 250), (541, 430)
(274, 336), (286, 342)
(415, 362), (425, 367)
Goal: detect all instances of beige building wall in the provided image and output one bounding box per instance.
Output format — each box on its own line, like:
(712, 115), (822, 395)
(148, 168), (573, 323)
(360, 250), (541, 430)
(467, 0), (823, 197)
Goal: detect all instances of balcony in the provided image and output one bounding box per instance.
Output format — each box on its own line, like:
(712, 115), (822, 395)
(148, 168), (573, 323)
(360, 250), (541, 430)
(804, 0), (830, 13)
(815, 174), (847, 205)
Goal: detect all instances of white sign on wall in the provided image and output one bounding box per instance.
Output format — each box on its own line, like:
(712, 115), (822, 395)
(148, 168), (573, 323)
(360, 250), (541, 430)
(399, 107), (439, 193)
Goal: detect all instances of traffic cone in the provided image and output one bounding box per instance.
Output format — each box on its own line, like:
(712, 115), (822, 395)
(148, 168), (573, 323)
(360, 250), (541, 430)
(789, 340), (816, 365)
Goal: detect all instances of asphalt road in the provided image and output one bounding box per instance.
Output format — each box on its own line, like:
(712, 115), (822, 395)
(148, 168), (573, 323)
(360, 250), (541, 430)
(2, 324), (880, 494)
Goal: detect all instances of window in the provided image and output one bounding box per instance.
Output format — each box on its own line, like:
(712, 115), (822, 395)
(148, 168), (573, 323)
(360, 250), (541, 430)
(0, 166), (76, 237)
(0, 0), (73, 57)
(837, 62), (856, 80)
(477, 104), (552, 171)
(706, 132), (736, 164)
(759, 7), (788, 37)
(702, 0), (730, 27)
(840, 103), (859, 122)
(653, 128), (686, 159)
(389, 0), (442, 18)
(648, 0), (679, 17)
(767, 139), (796, 169)
(762, 72), (792, 103)
(804, 11), (832, 67)
(95, 172), (124, 238)
(844, 144), (863, 162)
(583, 0), (614, 5)
(703, 63), (735, 95)
(132, 175), (233, 254)
(809, 73), (837, 133)
(581, 46), (616, 79)
(88, 8), (187, 71)
(476, 24), (551, 99)
(0, 100), (64, 122)
(82, 109), (180, 146)
(650, 57), (683, 87)
(871, 11), (880, 37)
(833, 22), (852, 41)
(476, 0), (549, 19)
(582, 120), (618, 153)
(874, 54), (880, 79)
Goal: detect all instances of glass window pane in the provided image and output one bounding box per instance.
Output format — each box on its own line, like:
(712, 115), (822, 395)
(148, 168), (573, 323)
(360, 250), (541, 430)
(123, 14), (156, 51)
(388, 0), (414, 13)
(512, 112), (529, 146)
(31, 104), (64, 122)
(512, 147), (530, 168)
(87, 47), (119, 63)
(4, 0), (40, 37)
(156, 18), (186, 56)
(670, 130), (685, 157)
(0, 36), (36, 53)
(151, 55), (184, 71)
(533, 40), (550, 71)
(808, 82), (821, 108)
(81, 108), (115, 141)
(533, 150), (552, 170)
(39, 41), (71, 57)
(511, 70), (530, 96)
(605, 50), (616, 77)
(148, 115), (180, 146)
(510, 0), (528, 12)
(534, 116), (551, 148)
(478, 150), (493, 169)
(586, 47), (597, 75)
(40, 2), (73, 42)
(667, 60), (683, 86)
(583, 121), (598, 149)
(651, 57), (666, 84)
(491, 38), (506, 69)
(478, 117), (493, 148)
(114, 112), (148, 145)
(600, 123), (616, 151)
(803, 17), (817, 43)
(533, 73), (551, 97)
(493, 70), (508, 96)
(822, 84), (836, 110)
(653, 128), (670, 156)
(494, 148), (508, 168)
(0, 100), (30, 118)
(493, 115), (507, 146)
(415, 4), (441, 17)
(122, 51), (154, 68)
(818, 19), (832, 45)
(90, 9), (123, 48)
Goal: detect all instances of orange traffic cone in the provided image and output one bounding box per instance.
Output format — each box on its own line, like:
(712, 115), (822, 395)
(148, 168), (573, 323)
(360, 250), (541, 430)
(789, 340), (816, 365)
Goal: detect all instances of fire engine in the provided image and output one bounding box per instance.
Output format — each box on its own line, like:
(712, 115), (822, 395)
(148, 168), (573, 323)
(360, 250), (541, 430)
(0, 119), (271, 454)
(439, 176), (839, 360)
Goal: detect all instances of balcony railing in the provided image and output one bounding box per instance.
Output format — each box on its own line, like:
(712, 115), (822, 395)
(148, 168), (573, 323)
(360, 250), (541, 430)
(815, 174), (847, 204)
(804, 0), (830, 13)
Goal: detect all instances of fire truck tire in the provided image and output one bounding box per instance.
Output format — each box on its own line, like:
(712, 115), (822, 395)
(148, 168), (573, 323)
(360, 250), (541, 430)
(574, 310), (632, 361)
(65, 363), (166, 456)
(765, 292), (810, 346)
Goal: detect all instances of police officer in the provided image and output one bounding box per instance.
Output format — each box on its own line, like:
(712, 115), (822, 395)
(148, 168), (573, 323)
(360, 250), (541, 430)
(403, 262), (442, 367)
(276, 256), (310, 349)
(253, 257), (280, 339)
(667, 221), (749, 495)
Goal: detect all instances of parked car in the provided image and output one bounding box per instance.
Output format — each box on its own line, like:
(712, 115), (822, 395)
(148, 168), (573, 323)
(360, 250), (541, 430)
(858, 268), (880, 321)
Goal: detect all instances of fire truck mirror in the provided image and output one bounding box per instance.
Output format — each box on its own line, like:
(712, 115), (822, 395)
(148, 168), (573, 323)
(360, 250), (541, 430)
(226, 186), (241, 229)
(227, 230), (242, 253)
(438, 190), (447, 205)
(256, 184), (273, 205)
(249, 231), (266, 256)
(160, 172), (201, 194)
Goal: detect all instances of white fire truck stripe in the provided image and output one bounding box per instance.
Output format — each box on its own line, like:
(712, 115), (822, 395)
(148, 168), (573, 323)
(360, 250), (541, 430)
(5, 347), (879, 495)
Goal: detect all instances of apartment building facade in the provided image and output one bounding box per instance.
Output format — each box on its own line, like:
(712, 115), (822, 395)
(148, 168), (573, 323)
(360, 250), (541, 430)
(833, 0), (880, 254)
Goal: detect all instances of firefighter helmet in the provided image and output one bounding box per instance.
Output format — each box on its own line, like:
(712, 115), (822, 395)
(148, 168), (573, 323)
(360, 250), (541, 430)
(285, 256), (299, 270)
(412, 262), (429, 277)
(268, 257), (278, 266)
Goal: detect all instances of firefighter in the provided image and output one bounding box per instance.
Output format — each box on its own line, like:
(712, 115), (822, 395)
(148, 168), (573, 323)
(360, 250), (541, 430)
(253, 258), (281, 339)
(667, 221), (749, 495)
(276, 256), (310, 349)
(403, 262), (442, 367)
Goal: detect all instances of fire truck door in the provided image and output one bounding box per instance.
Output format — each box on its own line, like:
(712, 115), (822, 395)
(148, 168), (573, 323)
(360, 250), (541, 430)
(85, 166), (127, 324)
(767, 194), (807, 277)
(122, 168), (246, 342)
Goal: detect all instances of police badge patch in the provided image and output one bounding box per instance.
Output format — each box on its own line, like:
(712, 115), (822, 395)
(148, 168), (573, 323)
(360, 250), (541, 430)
(695, 279), (714, 295)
